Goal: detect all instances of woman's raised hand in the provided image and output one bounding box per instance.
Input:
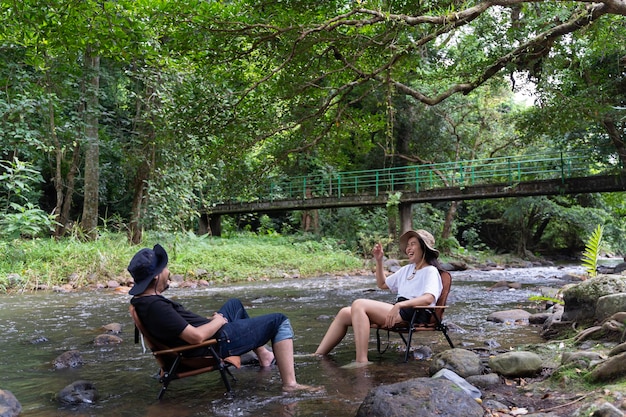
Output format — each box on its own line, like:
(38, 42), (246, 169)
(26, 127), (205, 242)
(372, 243), (384, 262)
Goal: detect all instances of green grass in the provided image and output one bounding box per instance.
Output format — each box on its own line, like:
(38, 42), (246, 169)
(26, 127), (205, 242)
(0, 232), (365, 292)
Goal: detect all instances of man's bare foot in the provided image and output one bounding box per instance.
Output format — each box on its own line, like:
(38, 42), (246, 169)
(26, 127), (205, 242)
(340, 361), (373, 369)
(282, 383), (325, 394)
(256, 347), (275, 367)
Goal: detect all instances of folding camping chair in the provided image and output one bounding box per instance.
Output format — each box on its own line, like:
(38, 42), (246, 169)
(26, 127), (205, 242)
(129, 305), (240, 399)
(374, 269), (455, 362)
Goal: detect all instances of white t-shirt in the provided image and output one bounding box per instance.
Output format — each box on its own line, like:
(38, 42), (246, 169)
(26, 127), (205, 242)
(385, 264), (443, 306)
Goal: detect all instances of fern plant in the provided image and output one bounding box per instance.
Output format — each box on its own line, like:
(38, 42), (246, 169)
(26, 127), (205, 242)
(581, 225), (604, 277)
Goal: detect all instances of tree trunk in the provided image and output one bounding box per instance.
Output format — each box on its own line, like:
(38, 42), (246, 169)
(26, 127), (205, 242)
(441, 201), (459, 254)
(602, 116), (626, 169)
(128, 160), (149, 244)
(80, 47), (100, 240)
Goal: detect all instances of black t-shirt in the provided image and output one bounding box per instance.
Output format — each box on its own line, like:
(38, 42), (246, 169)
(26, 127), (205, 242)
(130, 295), (211, 348)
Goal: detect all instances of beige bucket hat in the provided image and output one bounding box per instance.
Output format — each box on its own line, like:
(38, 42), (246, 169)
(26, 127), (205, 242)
(399, 229), (439, 257)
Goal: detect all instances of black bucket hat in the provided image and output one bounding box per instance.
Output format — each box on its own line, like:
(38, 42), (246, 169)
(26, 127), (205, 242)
(127, 244), (169, 295)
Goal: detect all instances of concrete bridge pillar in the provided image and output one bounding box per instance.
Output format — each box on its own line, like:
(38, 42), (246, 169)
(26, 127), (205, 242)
(198, 214), (222, 236)
(399, 202), (413, 236)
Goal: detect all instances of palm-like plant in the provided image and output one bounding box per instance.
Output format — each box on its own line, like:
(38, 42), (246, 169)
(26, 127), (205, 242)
(581, 225), (604, 277)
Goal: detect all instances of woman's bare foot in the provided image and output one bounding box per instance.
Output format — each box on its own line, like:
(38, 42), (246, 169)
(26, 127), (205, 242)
(340, 361), (373, 369)
(256, 347), (275, 367)
(282, 383), (325, 394)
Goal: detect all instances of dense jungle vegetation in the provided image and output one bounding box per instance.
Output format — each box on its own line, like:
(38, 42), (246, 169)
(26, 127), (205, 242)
(1, 1), (625, 289)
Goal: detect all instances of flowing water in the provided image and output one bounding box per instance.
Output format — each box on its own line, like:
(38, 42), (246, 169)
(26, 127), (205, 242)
(0, 264), (596, 416)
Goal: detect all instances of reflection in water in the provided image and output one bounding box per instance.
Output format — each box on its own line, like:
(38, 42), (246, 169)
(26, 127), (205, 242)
(0, 265), (586, 416)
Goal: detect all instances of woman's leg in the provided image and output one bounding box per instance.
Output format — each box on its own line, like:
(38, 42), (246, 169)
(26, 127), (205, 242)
(350, 299), (395, 363)
(314, 306), (352, 355)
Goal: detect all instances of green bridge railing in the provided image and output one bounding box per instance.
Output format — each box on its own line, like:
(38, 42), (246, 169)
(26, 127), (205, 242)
(225, 150), (619, 204)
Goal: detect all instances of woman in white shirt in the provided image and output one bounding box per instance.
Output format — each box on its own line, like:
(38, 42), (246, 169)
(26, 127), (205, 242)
(314, 229), (443, 367)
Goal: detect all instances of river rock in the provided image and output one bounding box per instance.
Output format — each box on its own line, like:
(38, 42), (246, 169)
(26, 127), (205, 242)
(94, 334), (123, 345)
(0, 389), (21, 417)
(561, 275), (626, 324)
(561, 351), (605, 368)
(488, 351), (543, 377)
(428, 348), (482, 377)
(102, 323), (122, 333)
(615, 262), (626, 274)
(466, 373), (501, 388)
(57, 380), (97, 405)
(487, 309), (531, 323)
(355, 377), (483, 417)
(586, 351), (626, 383)
(595, 293), (626, 322)
(52, 350), (84, 369)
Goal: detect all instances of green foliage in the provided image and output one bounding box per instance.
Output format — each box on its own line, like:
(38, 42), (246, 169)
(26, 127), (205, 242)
(0, 158), (56, 238)
(0, 232), (363, 293)
(581, 225), (604, 277)
(528, 294), (564, 306)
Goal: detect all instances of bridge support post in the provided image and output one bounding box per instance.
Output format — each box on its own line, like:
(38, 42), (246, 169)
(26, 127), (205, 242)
(200, 214), (222, 237)
(399, 203), (413, 236)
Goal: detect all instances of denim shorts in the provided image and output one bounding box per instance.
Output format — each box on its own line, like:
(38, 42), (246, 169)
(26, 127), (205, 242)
(214, 299), (291, 358)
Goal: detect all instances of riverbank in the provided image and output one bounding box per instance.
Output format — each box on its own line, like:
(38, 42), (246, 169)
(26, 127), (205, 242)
(0, 231), (559, 294)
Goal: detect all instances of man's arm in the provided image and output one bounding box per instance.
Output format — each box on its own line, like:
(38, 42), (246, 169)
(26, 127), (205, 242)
(179, 314), (228, 345)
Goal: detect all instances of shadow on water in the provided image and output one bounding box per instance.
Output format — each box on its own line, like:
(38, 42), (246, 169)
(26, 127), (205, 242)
(0, 264), (588, 416)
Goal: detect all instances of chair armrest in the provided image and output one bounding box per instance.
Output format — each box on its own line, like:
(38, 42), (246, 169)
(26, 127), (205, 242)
(153, 339), (218, 356)
(411, 305), (448, 309)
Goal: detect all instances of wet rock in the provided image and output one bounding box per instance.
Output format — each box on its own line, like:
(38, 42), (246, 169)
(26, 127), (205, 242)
(561, 351), (605, 368)
(466, 372), (501, 388)
(106, 280), (120, 288)
(29, 335), (49, 344)
(429, 348), (482, 377)
(489, 281), (522, 291)
(586, 401), (624, 417)
(94, 334), (122, 345)
(52, 350), (84, 369)
(595, 294), (626, 322)
(487, 309), (531, 324)
(102, 323), (122, 334)
(410, 345), (433, 360)
(355, 378), (483, 417)
(615, 262), (626, 274)
(0, 389), (21, 417)
(488, 351), (543, 377)
(562, 275), (626, 324)
(586, 352), (626, 383)
(529, 312), (552, 325)
(57, 380), (97, 405)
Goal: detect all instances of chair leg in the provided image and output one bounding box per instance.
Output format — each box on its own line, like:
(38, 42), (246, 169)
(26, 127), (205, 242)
(403, 329), (414, 363)
(158, 355), (181, 400)
(441, 327), (455, 349)
(209, 346), (236, 392)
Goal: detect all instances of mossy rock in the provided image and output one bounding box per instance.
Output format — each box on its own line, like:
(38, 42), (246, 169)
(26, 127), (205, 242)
(562, 275), (626, 323)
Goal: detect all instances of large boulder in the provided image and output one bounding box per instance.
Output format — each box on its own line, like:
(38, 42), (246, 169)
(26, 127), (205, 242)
(355, 378), (483, 417)
(561, 275), (626, 324)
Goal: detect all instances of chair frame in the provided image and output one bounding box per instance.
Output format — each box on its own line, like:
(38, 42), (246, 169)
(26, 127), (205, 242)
(129, 305), (239, 399)
(374, 269), (455, 362)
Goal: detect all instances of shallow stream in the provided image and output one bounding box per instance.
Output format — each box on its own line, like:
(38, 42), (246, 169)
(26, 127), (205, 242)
(0, 264), (594, 416)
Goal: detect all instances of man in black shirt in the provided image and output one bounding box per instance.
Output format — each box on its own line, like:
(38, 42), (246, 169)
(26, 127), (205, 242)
(128, 244), (319, 393)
